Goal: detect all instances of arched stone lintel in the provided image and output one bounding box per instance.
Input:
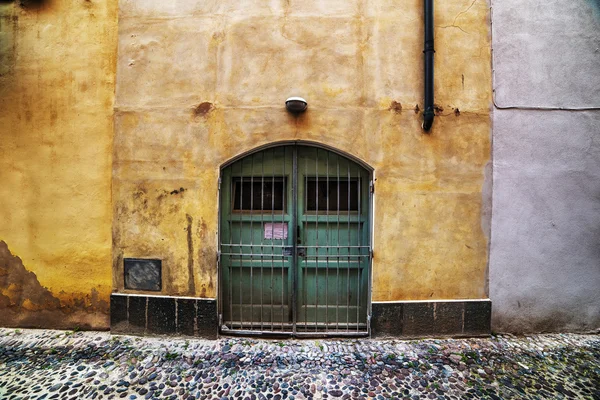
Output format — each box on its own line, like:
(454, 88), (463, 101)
(219, 140), (374, 173)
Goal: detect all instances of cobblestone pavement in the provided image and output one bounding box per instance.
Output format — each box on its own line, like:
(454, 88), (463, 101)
(0, 329), (598, 400)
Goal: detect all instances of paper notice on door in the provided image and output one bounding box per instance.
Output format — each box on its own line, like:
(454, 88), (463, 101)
(264, 223), (288, 240)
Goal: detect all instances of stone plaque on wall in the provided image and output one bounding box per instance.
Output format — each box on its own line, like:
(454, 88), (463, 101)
(124, 258), (162, 291)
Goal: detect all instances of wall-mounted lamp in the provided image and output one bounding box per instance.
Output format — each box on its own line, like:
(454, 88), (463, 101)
(285, 97), (308, 114)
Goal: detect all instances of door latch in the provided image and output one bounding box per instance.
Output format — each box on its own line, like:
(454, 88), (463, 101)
(297, 247), (306, 258)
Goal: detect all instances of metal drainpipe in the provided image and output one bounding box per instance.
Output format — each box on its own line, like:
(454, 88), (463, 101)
(422, 0), (435, 132)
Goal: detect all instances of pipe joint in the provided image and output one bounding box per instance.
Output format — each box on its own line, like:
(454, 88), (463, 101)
(422, 108), (435, 132)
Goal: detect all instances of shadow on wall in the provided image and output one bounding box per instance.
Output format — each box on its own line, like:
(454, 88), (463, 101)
(588, 0), (600, 19)
(0, 241), (109, 330)
(492, 293), (600, 334)
(0, 0), (59, 11)
(17, 0), (49, 9)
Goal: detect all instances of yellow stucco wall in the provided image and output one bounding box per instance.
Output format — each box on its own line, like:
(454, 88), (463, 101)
(113, 0), (491, 301)
(0, 0), (118, 329)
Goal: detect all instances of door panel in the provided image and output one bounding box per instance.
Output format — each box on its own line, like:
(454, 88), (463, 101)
(219, 144), (370, 336)
(220, 146), (294, 332)
(296, 147), (370, 333)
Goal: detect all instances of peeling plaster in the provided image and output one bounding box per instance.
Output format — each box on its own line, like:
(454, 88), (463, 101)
(0, 241), (109, 329)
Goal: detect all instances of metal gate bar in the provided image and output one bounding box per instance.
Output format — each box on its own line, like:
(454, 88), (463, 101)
(219, 144), (371, 337)
(291, 146), (298, 335)
(303, 153), (308, 333)
(336, 155), (341, 332)
(281, 146), (287, 332)
(357, 163), (361, 332)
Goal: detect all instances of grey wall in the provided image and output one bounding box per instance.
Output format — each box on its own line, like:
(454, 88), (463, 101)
(490, 0), (600, 332)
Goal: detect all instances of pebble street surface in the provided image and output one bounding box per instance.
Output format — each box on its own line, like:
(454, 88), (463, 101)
(0, 329), (598, 400)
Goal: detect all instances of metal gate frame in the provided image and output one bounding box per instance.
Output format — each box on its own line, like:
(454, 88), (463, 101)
(217, 141), (374, 338)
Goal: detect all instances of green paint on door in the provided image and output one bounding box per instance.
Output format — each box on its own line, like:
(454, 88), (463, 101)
(219, 145), (371, 336)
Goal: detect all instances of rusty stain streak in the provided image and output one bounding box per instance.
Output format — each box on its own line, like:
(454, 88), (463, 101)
(192, 102), (213, 119)
(389, 101), (402, 113)
(186, 214), (196, 295)
(196, 218), (208, 240)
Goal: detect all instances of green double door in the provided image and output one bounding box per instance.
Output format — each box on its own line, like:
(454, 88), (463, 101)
(219, 145), (371, 336)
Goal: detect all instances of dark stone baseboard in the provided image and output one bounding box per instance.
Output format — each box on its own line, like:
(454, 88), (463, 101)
(111, 295), (489, 339)
(110, 294), (217, 339)
(371, 300), (491, 338)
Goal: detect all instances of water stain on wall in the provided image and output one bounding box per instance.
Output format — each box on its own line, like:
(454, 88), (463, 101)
(0, 241), (109, 329)
(0, 13), (17, 77)
(195, 217), (214, 298)
(113, 183), (213, 297)
(186, 213), (196, 295)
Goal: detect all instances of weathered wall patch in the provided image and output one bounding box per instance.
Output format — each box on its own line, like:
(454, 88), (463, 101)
(0, 241), (109, 329)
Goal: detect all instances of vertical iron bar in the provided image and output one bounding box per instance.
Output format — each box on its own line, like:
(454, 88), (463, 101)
(292, 146), (298, 335)
(346, 161), (351, 331)
(250, 153), (254, 329)
(336, 156), (341, 332)
(356, 167), (361, 331)
(229, 170), (234, 328)
(304, 154), (308, 332)
(325, 150), (330, 332)
(281, 146), (286, 331)
(315, 149), (319, 332)
(239, 158), (244, 330)
(270, 147), (275, 331)
(260, 150), (265, 331)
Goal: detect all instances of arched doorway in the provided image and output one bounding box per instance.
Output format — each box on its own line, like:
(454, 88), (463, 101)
(219, 143), (372, 336)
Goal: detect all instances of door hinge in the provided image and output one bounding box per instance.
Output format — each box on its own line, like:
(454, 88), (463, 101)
(218, 176), (222, 191)
(369, 180), (375, 194)
(217, 251), (221, 265)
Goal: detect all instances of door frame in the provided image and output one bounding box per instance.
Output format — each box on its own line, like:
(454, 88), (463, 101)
(217, 141), (374, 337)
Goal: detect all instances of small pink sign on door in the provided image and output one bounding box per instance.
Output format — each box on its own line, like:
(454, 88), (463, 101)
(264, 223), (288, 240)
